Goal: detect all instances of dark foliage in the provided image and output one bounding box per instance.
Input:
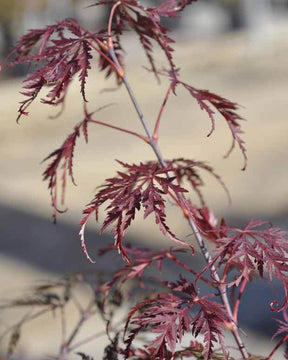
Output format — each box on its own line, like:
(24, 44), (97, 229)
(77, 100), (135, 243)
(43, 118), (88, 221)
(169, 73), (247, 170)
(1, 18), (122, 121)
(207, 221), (288, 311)
(80, 159), (228, 263)
(80, 160), (191, 263)
(1, 0), (287, 359)
(124, 276), (227, 360)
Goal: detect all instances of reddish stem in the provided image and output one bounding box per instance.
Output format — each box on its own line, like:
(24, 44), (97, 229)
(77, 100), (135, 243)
(166, 252), (216, 287)
(153, 84), (173, 141)
(107, 1), (122, 49)
(233, 278), (248, 323)
(266, 334), (288, 360)
(87, 117), (149, 143)
(87, 40), (124, 78)
(167, 189), (190, 217)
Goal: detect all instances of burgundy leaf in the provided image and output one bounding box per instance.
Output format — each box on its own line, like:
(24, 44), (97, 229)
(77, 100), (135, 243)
(100, 246), (187, 301)
(273, 310), (288, 339)
(170, 77), (247, 170)
(168, 158), (230, 206)
(80, 160), (192, 263)
(43, 118), (88, 221)
(124, 277), (227, 360)
(2, 18), (116, 121)
(149, 0), (198, 18)
(91, 0), (177, 76)
(210, 221), (288, 311)
(191, 298), (227, 360)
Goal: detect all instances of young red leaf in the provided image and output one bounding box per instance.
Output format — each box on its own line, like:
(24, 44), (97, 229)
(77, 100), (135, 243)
(43, 118), (88, 221)
(169, 76), (247, 170)
(90, 0), (177, 76)
(211, 221), (288, 311)
(80, 160), (193, 263)
(124, 277), (227, 360)
(2, 18), (118, 121)
(168, 158), (230, 206)
(148, 0), (198, 18)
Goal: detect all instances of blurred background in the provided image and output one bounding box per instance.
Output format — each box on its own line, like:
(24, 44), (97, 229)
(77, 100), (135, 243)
(0, 0), (288, 359)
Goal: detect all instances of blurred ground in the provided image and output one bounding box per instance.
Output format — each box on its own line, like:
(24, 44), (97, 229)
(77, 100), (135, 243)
(0, 28), (288, 359)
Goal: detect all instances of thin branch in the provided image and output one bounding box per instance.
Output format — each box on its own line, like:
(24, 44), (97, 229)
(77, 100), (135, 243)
(87, 40), (124, 78)
(0, 307), (55, 344)
(166, 252), (216, 287)
(266, 334), (288, 360)
(107, 15), (249, 356)
(86, 116), (149, 143)
(68, 317), (125, 352)
(107, 1), (122, 49)
(153, 84), (173, 141)
(59, 305), (67, 354)
(68, 329), (107, 352)
(62, 300), (96, 353)
(233, 278), (248, 323)
(109, 49), (167, 168)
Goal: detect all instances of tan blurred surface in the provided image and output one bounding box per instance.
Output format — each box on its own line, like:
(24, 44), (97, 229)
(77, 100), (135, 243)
(0, 31), (288, 240)
(0, 30), (288, 358)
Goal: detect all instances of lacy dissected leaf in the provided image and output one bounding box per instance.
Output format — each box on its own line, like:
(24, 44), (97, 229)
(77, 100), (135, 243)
(271, 311), (288, 360)
(2, 18), (118, 121)
(98, 246), (187, 310)
(90, 0), (177, 76)
(43, 118), (88, 221)
(124, 293), (192, 358)
(184, 203), (228, 245)
(170, 76), (247, 170)
(273, 311), (288, 339)
(124, 277), (227, 360)
(123, 341), (228, 360)
(125, 7), (175, 75)
(211, 221), (288, 311)
(148, 0), (198, 18)
(190, 298), (227, 360)
(168, 158), (230, 206)
(80, 161), (191, 263)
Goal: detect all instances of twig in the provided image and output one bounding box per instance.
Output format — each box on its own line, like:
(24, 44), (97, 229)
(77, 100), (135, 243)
(266, 334), (288, 360)
(233, 278), (248, 323)
(107, 26), (249, 358)
(60, 300), (96, 355)
(153, 84), (173, 141)
(86, 115), (149, 143)
(166, 252), (216, 287)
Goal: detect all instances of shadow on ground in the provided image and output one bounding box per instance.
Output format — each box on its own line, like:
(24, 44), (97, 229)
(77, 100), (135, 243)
(0, 202), (287, 339)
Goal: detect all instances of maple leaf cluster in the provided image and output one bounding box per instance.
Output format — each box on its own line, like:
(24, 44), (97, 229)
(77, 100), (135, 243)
(210, 221), (288, 311)
(97, 244), (229, 360)
(2, 0), (288, 359)
(79, 159), (229, 264)
(124, 277), (227, 360)
(80, 160), (189, 263)
(1, 17), (124, 121)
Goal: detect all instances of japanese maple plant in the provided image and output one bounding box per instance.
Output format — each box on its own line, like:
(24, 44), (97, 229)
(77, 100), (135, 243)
(1, 0), (288, 359)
